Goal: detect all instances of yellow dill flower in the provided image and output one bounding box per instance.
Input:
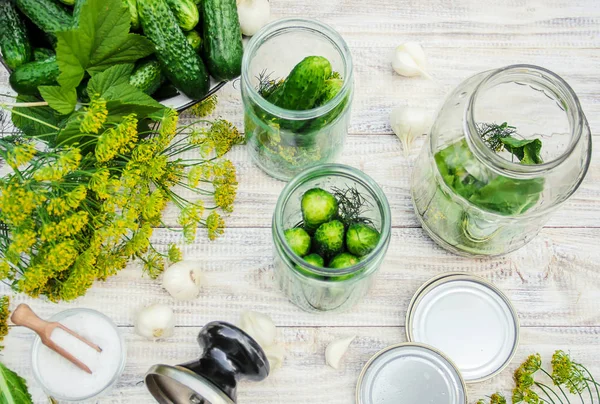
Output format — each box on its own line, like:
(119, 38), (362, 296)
(59, 250), (98, 301)
(17, 263), (50, 297)
(0, 181), (40, 225)
(189, 127), (209, 145)
(96, 128), (120, 162)
(188, 95), (218, 117)
(122, 223), (153, 256)
(158, 108), (179, 146)
(95, 251), (127, 281)
(7, 228), (36, 255)
(143, 189), (167, 221)
(208, 119), (244, 157)
(43, 240), (79, 273)
(120, 167), (143, 189)
(213, 160), (237, 185)
(143, 252), (164, 279)
(131, 142), (157, 163)
(80, 97), (108, 134)
(40, 210), (89, 242)
(206, 211), (224, 241)
(188, 166), (203, 188)
(7, 142), (36, 169)
(89, 169), (112, 199)
(140, 155), (168, 180)
(0, 296), (9, 350)
(178, 202), (204, 243)
(214, 183), (237, 213)
(116, 114), (139, 153)
(33, 148), (82, 181)
(167, 244), (182, 263)
(47, 185), (88, 216)
(159, 162), (184, 187)
(0, 259), (11, 279)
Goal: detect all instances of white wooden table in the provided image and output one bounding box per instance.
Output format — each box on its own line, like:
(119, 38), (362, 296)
(2, 0), (600, 402)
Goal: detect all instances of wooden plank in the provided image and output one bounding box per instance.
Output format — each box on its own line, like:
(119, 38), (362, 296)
(3, 326), (600, 403)
(3, 226), (599, 328)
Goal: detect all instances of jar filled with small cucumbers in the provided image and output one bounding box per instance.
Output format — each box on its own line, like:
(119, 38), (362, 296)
(273, 165), (391, 313)
(241, 18), (354, 181)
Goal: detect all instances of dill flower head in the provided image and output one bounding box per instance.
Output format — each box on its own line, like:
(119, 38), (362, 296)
(7, 228), (36, 256)
(96, 117), (138, 162)
(178, 202), (205, 243)
(131, 142), (158, 163)
(188, 95), (218, 118)
(59, 250), (98, 301)
(512, 387), (541, 404)
(80, 97), (108, 134)
(143, 252), (165, 280)
(33, 147), (82, 181)
(0, 295), (9, 350)
(206, 211), (224, 241)
(0, 180), (42, 226)
(40, 210), (89, 242)
(116, 114), (139, 153)
(490, 393), (507, 404)
(214, 183), (237, 213)
(168, 244), (182, 263)
(7, 142), (36, 169)
(208, 119), (245, 157)
(551, 350), (586, 394)
(0, 259), (11, 279)
(158, 108), (179, 145)
(143, 189), (167, 222)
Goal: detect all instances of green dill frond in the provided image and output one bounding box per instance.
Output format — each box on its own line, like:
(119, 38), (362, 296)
(331, 185), (375, 227)
(477, 122), (518, 152)
(257, 69), (284, 99)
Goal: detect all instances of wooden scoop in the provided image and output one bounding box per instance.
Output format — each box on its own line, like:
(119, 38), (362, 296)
(11, 304), (102, 374)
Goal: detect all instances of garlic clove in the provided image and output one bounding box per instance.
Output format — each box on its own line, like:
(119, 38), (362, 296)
(390, 106), (432, 157)
(325, 335), (356, 369)
(237, 0), (271, 37)
(239, 310), (277, 349)
(263, 343), (285, 371)
(392, 42), (431, 79)
(135, 303), (175, 340)
(162, 261), (203, 301)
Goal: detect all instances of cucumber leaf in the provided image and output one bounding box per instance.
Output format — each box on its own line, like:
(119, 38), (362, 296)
(39, 86), (77, 115)
(55, 0), (154, 89)
(11, 95), (63, 139)
(87, 64), (135, 96)
(0, 362), (33, 404)
(500, 136), (543, 165)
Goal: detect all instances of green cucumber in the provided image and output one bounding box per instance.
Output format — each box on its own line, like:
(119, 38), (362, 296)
(9, 56), (60, 95)
(313, 220), (345, 260)
(301, 188), (338, 232)
(0, 1), (33, 70)
(130, 58), (165, 95)
(284, 228), (311, 257)
(138, 0), (209, 99)
(15, 0), (73, 41)
(165, 0), (199, 31)
(346, 223), (380, 257)
(185, 30), (202, 53)
(125, 0), (140, 30)
(200, 0), (244, 80)
(33, 48), (55, 61)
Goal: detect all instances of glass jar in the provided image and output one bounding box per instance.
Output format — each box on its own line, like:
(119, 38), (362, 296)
(412, 65), (592, 257)
(273, 164), (391, 312)
(241, 18), (354, 181)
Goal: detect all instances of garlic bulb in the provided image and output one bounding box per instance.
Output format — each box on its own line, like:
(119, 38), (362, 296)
(162, 261), (203, 301)
(263, 344), (285, 371)
(392, 42), (431, 79)
(390, 106), (432, 157)
(239, 310), (277, 348)
(325, 336), (355, 369)
(135, 303), (175, 340)
(237, 0), (271, 37)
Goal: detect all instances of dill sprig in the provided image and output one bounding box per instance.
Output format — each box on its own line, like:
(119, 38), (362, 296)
(331, 185), (375, 227)
(477, 122), (518, 152)
(257, 69), (284, 99)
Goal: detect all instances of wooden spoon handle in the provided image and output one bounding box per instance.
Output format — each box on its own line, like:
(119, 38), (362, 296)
(10, 304), (48, 334)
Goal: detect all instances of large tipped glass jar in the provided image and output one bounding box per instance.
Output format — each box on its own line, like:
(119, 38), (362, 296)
(241, 19), (354, 181)
(273, 165), (391, 313)
(412, 65), (592, 257)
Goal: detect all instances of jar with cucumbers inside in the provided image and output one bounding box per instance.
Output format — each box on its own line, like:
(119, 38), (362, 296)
(411, 65), (592, 257)
(241, 18), (354, 181)
(273, 165), (391, 313)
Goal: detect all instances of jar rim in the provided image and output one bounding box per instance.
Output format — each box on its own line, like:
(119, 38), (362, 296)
(465, 64), (586, 177)
(241, 18), (354, 121)
(273, 164), (392, 278)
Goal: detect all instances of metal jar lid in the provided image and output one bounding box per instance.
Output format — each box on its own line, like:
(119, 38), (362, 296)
(356, 343), (467, 404)
(406, 272), (520, 383)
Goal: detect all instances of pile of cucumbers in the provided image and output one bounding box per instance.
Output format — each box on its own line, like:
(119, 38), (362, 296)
(0, 0), (244, 101)
(284, 188), (381, 280)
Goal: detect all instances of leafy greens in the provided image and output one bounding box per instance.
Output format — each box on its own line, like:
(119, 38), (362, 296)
(0, 362), (33, 404)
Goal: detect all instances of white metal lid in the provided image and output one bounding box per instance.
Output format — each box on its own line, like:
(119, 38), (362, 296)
(356, 343), (467, 404)
(406, 273), (519, 383)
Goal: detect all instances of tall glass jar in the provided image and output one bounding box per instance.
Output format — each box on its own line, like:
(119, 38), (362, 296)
(412, 65), (592, 257)
(241, 18), (354, 181)
(273, 165), (391, 312)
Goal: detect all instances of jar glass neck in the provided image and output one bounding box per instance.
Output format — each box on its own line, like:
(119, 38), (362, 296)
(464, 64), (584, 177)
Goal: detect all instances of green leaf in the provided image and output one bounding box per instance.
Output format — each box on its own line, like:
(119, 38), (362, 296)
(11, 95), (62, 140)
(87, 63), (134, 96)
(0, 362), (33, 404)
(103, 83), (165, 118)
(55, 0), (154, 89)
(39, 86), (77, 114)
(500, 136), (544, 165)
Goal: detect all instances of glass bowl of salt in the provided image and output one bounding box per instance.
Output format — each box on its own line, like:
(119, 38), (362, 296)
(30, 308), (126, 401)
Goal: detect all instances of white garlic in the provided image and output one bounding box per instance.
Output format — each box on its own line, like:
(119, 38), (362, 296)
(390, 106), (432, 157)
(325, 336), (355, 369)
(239, 310), (277, 348)
(162, 261), (203, 301)
(135, 303), (175, 340)
(263, 343), (285, 371)
(236, 0), (271, 37)
(392, 42), (431, 79)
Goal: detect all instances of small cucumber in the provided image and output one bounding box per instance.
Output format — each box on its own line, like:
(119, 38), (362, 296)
(304, 77), (347, 133)
(9, 56), (60, 95)
(129, 58), (165, 95)
(33, 48), (55, 61)
(200, 0), (244, 80)
(165, 0), (199, 31)
(138, 0), (209, 99)
(185, 30), (202, 53)
(0, 1), (33, 70)
(15, 0), (73, 41)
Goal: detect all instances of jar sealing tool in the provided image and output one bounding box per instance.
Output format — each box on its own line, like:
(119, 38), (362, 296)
(11, 304), (102, 374)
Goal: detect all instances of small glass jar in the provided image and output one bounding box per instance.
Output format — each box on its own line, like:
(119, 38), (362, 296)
(273, 164), (391, 312)
(31, 308), (126, 401)
(241, 18), (354, 181)
(412, 65), (592, 257)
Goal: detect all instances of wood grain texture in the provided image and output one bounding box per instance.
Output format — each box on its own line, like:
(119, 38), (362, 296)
(1, 0), (599, 402)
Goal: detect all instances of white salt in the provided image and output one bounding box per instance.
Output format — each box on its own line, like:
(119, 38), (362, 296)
(35, 310), (124, 400)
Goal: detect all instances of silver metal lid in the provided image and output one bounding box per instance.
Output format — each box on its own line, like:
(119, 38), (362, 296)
(145, 364), (234, 404)
(406, 273), (519, 383)
(356, 343), (467, 404)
